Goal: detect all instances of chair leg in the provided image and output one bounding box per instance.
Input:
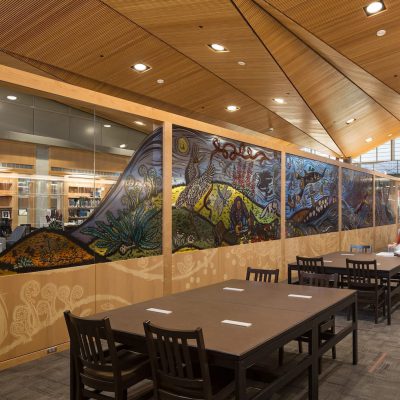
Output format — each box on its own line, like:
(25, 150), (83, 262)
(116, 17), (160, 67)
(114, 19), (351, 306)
(279, 346), (284, 366)
(298, 339), (303, 354)
(332, 346), (336, 360)
(375, 298), (378, 324)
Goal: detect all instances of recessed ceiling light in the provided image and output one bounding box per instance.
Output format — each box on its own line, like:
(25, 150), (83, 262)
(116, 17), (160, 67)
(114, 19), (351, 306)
(388, 133), (393, 137)
(376, 29), (386, 36)
(134, 121), (146, 126)
(346, 118), (356, 125)
(120, 144), (127, 149)
(365, 137), (373, 143)
(225, 105), (240, 112)
(131, 63), (151, 73)
(6, 95), (17, 101)
(157, 79), (164, 84)
(103, 124), (111, 128)
(208, 43), (229, 52)
(273, 98), (285, 104)
(268, 127), (274, 132)
(238, 61), (246, 66)
(364, 1), (386, 16)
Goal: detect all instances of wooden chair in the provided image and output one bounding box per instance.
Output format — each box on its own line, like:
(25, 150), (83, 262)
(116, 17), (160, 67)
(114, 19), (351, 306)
(345, 259), (386, 324)
(350, 244), (372, 254)
(296, 256), (325, 282)
(64, 311), (152, 400)
(246, 267), (279, 283)
(143, 321), (235, 400)
(298, 272), (339, 371)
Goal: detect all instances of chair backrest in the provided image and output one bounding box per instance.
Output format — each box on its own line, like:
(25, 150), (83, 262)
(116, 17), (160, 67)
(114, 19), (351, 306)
(345, 259), (378, 288)
(143, 321), (213, 400)
(246, 267), (279, 283)
(299, 271), (338, 288)
(350, 244), (372, 254)
(296, 256), (325, 278)
(64, 311), (121, 389)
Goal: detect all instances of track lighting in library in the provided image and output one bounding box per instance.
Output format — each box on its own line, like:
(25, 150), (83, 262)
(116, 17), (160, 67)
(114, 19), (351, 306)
(346, 118), (356, 125)
(208, 43), (229, 52)
(6, 95), (17, 101)
(225, 105), (240, 112)
(131, 63), (151, 73)
(103, 124), (111, 128)
(273, 98), (285, 104)
(134, 121), (146, 126)
(364, 1), (386, 16)
(365, 137), (373, 143)
(376, 29), (386, 36)
(120, 144), (127, 149)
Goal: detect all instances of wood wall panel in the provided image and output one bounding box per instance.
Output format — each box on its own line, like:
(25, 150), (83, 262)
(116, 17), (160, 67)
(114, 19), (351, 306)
(172, 248), (220, 293)
(340, 228), (374, 252)
(250, 240), (283, 279)
(0, 139), (36, 171)
(95, 257), (163, 313)
(375, 225), (397, 252)
(0, 264), (95, 364)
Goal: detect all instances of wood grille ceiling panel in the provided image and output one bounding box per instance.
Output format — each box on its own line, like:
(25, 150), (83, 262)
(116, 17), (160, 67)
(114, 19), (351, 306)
(0, 0), (337, 155)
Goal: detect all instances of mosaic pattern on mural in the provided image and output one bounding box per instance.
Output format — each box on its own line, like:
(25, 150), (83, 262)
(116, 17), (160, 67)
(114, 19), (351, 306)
(0, 129), (162, 275)
(375, 177), (396, 226)
(172, 126), (281, 252)
(286, 154), (338, 238)
(342, 168), (373, 230)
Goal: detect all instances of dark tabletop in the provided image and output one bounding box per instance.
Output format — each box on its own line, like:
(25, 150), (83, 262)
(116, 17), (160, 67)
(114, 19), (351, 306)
(94, 280), (355, 358)
(289, 251), (400, 272)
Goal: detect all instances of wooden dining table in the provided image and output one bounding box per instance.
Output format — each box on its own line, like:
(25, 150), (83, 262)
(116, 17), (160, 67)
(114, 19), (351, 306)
(71, 279), (357, 400)
(288, 251), (400, 325)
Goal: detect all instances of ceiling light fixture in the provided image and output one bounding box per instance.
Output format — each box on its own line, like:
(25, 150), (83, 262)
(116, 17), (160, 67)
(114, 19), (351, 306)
(131, 63), (151, 73)
(208, 43), (229, 52)
(388, 133), (393, 137)
(237, 61), (246, 66)
(134, 121), (146, 126)
(273, 98), (285, 104)
(225, 105), (240, 112)
(376, 29), (386, 36)
(120, 144), (127, 149)
(157, 79), (164, 84)
(346, 118), (356, 125)
(6, 95), (17, 101)
(365, 137), (373, 143)
(103, 124), (111, 128)
(364, 1), (386, 16)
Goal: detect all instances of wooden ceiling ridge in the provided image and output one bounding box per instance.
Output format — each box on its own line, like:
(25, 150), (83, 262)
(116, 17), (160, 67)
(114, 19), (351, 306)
(99, 0), (340, 156)
(231, 0), (344, 156)
(255, 0), (400, 121)
(235, 0), (400, 156)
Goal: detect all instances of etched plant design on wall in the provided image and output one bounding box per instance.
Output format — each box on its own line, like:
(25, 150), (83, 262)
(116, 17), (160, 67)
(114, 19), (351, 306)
(172, 126), (281, 252)
(375, 177), (396, 226)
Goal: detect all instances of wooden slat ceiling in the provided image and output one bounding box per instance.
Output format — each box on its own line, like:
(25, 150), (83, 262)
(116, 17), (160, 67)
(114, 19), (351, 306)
(0, 0), (399, 157)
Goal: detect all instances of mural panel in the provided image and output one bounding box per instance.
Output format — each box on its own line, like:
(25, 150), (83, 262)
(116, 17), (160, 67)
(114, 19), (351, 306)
(375, 177), (396, 226)
(342, 168), (373, 230)
(0, 129), (162, 275)
(286, 154), (338, 238)
(172, 126), (281, 252)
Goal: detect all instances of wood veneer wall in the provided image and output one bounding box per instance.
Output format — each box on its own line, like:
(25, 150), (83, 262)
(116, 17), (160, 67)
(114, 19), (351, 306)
(0, 66), (399, 370)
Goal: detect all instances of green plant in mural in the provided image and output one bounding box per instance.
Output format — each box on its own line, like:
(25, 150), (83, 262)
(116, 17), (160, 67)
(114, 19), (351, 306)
(13, 256), (34, 270)
(81, 205), (161, 257)
(48, 220), (63, 231)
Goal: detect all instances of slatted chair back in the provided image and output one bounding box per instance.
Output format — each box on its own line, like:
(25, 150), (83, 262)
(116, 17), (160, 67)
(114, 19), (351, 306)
(65, 311), (122, 393)
(144, 321), (213, 400)
(296, 256), (325, 282)
(246, 267), (279, 283)
(345, 259), (378, 288)
(350, 244), (372, 254)
(299, 272), (338, 288)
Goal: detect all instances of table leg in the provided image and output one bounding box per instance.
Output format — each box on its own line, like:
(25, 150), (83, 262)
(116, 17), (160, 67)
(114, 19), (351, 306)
(352, 300), (358, 365)
(70, 346), (76, 400)
(387, 274), (392, 325)
(288, 265), (292, 284)
(235, 360), (247, 400)
(308, 325), (319, 400)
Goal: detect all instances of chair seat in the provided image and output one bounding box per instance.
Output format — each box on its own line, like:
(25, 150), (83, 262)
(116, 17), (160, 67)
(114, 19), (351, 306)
(85, 349), (150, 384)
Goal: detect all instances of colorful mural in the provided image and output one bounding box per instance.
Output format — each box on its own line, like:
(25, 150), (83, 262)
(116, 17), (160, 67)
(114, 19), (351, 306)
(375, 177), (396, 226)
(0, 129), (162, 275)
(172, 126), (281, 252)
(342, 168), (373, 230)
(286, 154), (338, 238)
